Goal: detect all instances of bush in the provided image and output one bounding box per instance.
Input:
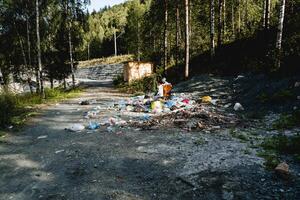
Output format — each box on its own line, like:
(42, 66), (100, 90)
(114, 74), (159, 94)
(0, 87), (82, 129)
(272, 110), (300, 130)
(0, 93), (18, 127)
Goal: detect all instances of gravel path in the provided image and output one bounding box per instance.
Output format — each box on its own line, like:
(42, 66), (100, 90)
(0, 78), (299, 200)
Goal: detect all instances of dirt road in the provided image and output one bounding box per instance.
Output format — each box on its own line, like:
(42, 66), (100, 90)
(0, 79), (299, 200)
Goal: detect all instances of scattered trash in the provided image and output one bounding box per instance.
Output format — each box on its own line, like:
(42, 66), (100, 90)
(151, 101), (163, 113)
(8, 126), (13, 129)
(234, 103), (244, 111)
(55, 150), (65, 154)
(87, 122), (100, 130)
(66, 124), (85, 132)
(295, 82), (300, 88)
(107, 126), (116, 133)
(37, 135), (48, 139)
(201, 96), (212, 103)
(157, 78), (172, 97)
(141, 114), (151, 121)
(90, 99), (97, 104)
(80, 100), (90, 105)
(297, 96), (300, 100)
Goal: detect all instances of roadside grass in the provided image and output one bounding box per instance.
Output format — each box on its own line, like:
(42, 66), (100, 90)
(0, 87), (82, 130)
(258, 134), (300, 169)
(78, 54), (134, 68)
(272, 110), (300, 130)
(257, 89), (296, 104)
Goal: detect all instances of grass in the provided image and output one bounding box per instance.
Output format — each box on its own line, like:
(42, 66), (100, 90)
(257, 89), (295, 104)
(229, 129), (249, 142)
(257, 151), (281, 170)
(194, 138), (207, 146)
(258, 134), (300, 169)
(0, 87), (82, 129)
(78, 54), (134, 68)
(272, 110), (300, 130)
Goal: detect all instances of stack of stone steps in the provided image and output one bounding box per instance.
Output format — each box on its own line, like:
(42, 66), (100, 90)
(75, 63), (124, 81)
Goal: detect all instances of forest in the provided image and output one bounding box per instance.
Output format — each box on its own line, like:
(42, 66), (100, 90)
(1, 0), (299, 94)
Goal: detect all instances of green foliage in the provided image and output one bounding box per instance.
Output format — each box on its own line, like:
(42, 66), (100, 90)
(230, 129), (249, 142)
(259, 134), (300, 167)
(0, 88), (82, 129)
(257, 151), (281, 170)
(257, 90), (295, 104)
(272, 110), (300, 130)
(114, 74), (159, 94)
(194, 138), (207, 146)
(0, 93), (18, 127)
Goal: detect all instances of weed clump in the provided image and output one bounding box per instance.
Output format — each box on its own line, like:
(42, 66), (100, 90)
(0, 88), (82, 129)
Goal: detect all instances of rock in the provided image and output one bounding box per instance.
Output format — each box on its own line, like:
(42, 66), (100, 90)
(234, 75), (245, 81)
(233, 103), (244, 111)
(275, 162), (289, 177)
(80, 100), (90, 105)
(224, 103), (232, 108)
(37, 135), (48, 139)
(295, 82), (300, 88)
(67, 124), (85, 132)
(297, 96), (300, 100)
(293, 106), (298, 110)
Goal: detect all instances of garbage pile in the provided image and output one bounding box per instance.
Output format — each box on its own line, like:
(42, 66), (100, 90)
(65, 78), (241, 133)
(116, 93), (240, 131)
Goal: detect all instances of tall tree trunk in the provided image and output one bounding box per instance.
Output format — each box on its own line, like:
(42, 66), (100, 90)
(16, 25), (33, 94)
(176, 2), (180, 68)
(25, 3), (33, 94)
(223, 0), (226, 38)
(164, 0), (168, 74)
(217, 0), (223, 47)
(26, 8), (32, 69)
(262, 0), (266, 28)
(36, 0), (44, 97)
(210, 0), (215, 59)
(184, 0), (189, 79)
(264, 0), (271, 29)
(231, 1), (235, 39)
(245, 0), (248, 27)
(237, 0), (241, 37)
(137, 22), (141, 62)
(50, 77), (54, 89)
(68, 3), (75, 88)
(275, 0), (286, 69)
(87, 42), (90, 60)
(114, 28), (117, 56)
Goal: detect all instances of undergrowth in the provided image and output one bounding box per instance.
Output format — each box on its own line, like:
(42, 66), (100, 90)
(0, 87), (82, 129)
(272, 110), (300, 130)
(258, 134), (300, 169)
(114, 74), (159, 94)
